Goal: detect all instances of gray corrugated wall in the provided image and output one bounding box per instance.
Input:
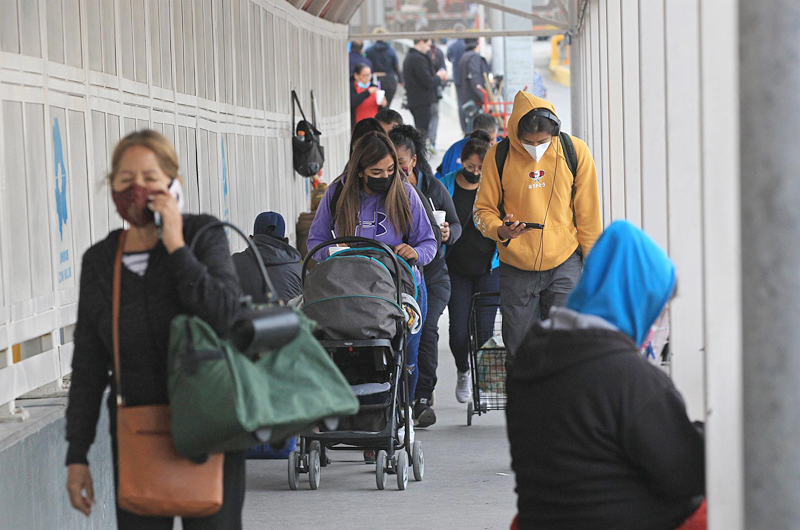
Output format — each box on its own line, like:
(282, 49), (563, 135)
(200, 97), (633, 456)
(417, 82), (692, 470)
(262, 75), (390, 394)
(0, 0), (351, 405)
(0, 0), (350, 525)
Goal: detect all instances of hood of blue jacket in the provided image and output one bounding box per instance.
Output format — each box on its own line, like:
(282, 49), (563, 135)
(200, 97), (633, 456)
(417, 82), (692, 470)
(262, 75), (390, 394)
(566, 220), (675, 346)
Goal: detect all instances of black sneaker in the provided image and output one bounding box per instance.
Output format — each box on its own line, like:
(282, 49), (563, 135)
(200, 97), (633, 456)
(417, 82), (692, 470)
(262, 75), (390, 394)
(413, 398), (437, 428)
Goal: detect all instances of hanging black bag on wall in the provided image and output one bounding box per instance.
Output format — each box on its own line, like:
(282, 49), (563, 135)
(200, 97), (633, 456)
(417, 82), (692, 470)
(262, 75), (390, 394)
(291, 90), (325, 177)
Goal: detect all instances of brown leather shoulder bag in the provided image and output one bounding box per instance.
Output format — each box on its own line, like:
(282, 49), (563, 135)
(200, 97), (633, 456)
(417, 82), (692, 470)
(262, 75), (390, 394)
(113, 230), (224, 517)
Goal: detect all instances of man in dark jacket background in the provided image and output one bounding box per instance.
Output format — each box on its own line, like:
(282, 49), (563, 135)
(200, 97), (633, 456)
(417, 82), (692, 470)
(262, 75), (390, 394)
(349, 41), (372, 76)
(233, 212), (303, 303)
(456, 38), (490, 133)
(427, 41), (447, 154)
(365, 28), (402, 108)
(402, 39), (448, 142)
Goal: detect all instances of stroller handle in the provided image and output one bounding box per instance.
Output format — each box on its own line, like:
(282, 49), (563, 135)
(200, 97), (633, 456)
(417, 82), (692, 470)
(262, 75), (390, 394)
(303, 236), (408, 306)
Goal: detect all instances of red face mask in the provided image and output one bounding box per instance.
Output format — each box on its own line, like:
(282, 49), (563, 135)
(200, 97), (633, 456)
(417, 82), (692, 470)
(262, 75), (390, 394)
(112, 184), (154, 227)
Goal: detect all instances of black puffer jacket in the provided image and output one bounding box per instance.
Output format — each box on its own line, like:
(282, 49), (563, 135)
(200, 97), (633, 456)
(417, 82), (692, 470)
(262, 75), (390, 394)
(507, 319), (705, 530)
(232, 234), (303, 304)
(365, 41), (402, 82)
(65, 215), (241, 465)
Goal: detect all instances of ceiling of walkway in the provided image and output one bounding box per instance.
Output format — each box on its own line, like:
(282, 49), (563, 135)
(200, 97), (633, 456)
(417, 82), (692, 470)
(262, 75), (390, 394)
(287, 0), (367, 24)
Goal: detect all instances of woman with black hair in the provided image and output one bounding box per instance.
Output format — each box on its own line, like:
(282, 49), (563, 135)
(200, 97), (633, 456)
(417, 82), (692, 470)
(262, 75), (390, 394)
(439, 137), (500, 404)
(389, 125), (462, 427)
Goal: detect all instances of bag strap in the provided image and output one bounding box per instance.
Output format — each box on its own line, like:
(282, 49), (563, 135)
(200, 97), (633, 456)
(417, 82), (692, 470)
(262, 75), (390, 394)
(310, 90), (318, 128)
(112, 230), (127, 406)
(188, 221), (281, 304)
(291, 90), (309, 131)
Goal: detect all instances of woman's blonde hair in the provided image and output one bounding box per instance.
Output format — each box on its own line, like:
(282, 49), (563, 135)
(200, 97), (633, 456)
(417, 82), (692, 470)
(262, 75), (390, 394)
(336, 132), (412, 237)
(108, 129), (180, 183)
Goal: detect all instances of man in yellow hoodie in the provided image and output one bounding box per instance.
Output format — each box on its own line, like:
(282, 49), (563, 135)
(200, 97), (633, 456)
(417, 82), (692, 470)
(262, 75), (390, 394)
(474, 91), (602, 358)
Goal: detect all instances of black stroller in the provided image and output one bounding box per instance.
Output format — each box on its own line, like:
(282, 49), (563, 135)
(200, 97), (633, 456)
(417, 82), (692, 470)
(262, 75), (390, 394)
(288, 237), (424, 491)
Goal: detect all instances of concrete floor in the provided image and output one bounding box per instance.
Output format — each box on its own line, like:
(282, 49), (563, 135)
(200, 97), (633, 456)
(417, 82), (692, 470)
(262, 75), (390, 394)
(241, 311), (516, 530)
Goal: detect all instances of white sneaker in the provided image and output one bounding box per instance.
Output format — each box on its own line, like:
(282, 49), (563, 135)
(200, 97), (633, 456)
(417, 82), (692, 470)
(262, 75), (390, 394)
(456, 370), (472, 403)
(398, 422), (415, 444)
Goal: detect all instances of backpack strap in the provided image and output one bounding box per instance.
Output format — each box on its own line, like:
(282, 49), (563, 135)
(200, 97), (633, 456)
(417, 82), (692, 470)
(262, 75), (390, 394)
(329, 178), (345, 228)
(558, 132), (579, 228)
(494, 137), (511, 219)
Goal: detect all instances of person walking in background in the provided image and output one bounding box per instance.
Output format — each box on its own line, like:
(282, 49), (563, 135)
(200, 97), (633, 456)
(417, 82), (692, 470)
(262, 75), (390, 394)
(446, 24), (467, 77)
(447, 25), (468, 131)
(389, 125), (462, 428)
(403, 39), (449, 142)
(456, 38), (490, 133)
(365, 28), (402, 108)
(375, 108), (404, 134)
(348, 40), (372, 76)
(439, 137), (499, 404)
(436, 113), (499, 179)
(427, 41), (447, 154)
(506, 221), (705, 530)
(474, 91), (603, 360)
(350, 64), (386, 129)
(65, 130), (245, 529)
(232, 211), (302, 304)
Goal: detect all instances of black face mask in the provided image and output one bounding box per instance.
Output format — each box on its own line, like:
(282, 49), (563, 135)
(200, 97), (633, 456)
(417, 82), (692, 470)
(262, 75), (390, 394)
(365, 173), (394, 194)
(461, 168), (481, 184)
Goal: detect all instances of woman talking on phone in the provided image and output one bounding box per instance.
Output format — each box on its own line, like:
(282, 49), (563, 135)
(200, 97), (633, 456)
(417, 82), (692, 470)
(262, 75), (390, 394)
(64, 130), (244, 529)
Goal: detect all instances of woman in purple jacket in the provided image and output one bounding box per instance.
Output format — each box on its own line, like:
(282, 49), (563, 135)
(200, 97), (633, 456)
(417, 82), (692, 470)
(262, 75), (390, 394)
(307, 131), (437, 404)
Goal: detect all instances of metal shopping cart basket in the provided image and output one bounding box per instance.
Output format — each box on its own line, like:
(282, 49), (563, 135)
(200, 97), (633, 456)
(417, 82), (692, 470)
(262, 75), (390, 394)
(466, 292), (504, 426)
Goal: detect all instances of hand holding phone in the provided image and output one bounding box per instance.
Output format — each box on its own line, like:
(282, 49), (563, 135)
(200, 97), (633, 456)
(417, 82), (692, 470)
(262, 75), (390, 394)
(149, 179), (185, 253)
(504, 221), (544, 230)
(497, 215), (537, 241)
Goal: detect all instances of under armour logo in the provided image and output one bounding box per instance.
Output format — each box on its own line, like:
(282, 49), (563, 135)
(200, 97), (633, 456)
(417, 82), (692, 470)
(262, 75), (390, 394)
(359, 212), (388, 236)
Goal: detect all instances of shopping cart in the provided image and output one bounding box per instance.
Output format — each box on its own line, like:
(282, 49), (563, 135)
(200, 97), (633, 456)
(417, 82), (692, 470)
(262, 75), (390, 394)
(477, 83), (528, 136)
(466, 292), (504, 426)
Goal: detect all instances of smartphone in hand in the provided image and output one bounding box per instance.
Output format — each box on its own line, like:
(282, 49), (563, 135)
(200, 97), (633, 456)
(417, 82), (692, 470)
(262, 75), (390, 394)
(154, 179), (185, 227)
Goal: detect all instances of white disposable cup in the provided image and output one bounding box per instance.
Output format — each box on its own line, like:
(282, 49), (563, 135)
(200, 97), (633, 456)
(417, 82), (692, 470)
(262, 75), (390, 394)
(328, 245), (349, 257)
(376, 90), (386, 105)
(433, 210), (446, 227)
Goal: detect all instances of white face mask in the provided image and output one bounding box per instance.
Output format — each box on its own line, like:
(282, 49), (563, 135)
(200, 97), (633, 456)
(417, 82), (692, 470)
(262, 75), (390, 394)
(524, 140), (551, 162)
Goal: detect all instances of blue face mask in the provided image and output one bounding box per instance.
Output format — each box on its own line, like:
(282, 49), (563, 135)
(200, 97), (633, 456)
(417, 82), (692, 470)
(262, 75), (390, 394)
(357, 81), (371, 90)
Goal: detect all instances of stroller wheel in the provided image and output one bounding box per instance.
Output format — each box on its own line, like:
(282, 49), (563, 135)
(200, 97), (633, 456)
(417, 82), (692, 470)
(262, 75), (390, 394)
(308, 449), (321, 490)
(412, 441), (424, 482)
(375, 450), (388, 490)
(467, 400), (474, 426)
(396, 450), (409, 490)
(288, 451), (299, 491)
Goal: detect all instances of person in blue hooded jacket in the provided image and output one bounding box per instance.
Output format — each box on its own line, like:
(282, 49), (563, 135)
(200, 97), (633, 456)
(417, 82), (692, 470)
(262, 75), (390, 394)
(506, 220), (706, 530)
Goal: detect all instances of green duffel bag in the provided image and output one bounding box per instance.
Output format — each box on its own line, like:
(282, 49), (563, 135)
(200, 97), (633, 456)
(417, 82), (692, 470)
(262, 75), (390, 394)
(167, 221), (359, 459)
(168, 310), (359, 459)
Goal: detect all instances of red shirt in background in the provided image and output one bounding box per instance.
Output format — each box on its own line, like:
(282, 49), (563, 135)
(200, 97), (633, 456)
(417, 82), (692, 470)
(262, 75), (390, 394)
(355, 82), (379, 123)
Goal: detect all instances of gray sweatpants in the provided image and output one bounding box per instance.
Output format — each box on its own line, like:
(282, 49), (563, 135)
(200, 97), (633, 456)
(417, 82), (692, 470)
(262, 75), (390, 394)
(500, 250), (583, 359)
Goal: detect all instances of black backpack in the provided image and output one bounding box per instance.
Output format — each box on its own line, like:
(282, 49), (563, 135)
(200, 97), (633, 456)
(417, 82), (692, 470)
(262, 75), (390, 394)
(495, 132), (579, 226)
(291, 90), (325, 178)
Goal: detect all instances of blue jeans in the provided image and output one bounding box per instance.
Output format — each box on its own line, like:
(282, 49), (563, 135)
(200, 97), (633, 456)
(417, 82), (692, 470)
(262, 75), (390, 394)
(406, 279), (428, 402)
(448, 268), (500, 373)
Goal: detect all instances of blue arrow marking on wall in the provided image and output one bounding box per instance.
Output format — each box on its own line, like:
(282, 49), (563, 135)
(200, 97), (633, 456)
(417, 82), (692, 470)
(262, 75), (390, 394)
(53, 118), (68, 241)
(222, 137), (228, 199)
